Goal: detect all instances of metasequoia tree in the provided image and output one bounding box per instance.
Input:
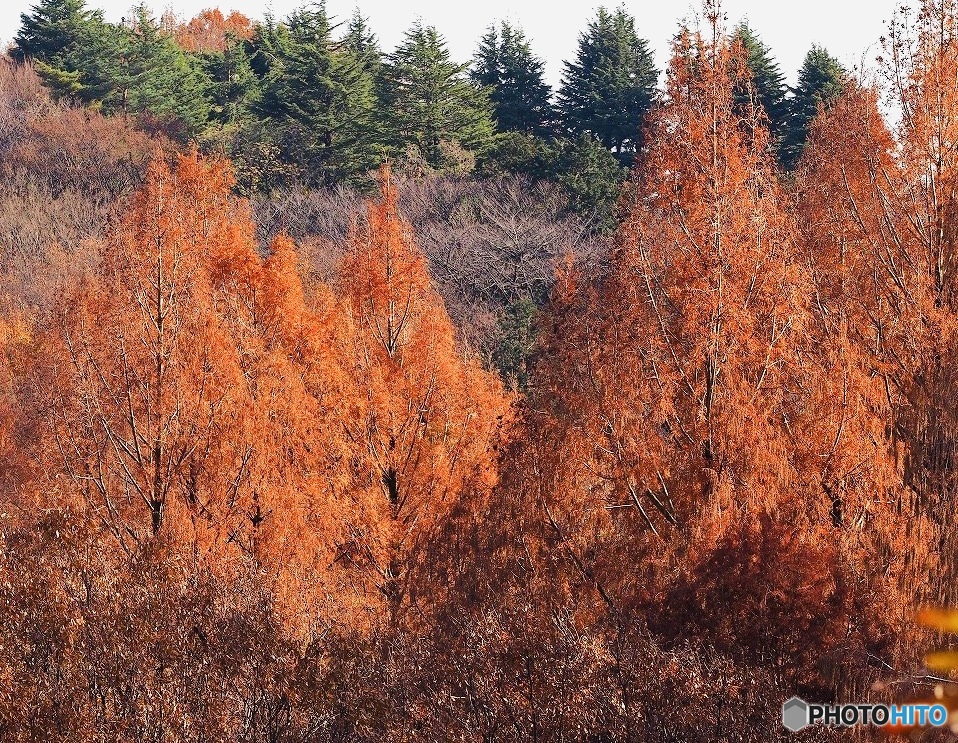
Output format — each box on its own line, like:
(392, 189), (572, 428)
(525, 12), (819, 613)
(883, 2), (958, 589)
(35, 154), (250, 551)
(887, 0), (958, 312)
(31, 154), (350, 608)
(792, 83), (930, 530)
(794, 0), (958, 606)
(2, 153), (381, 740)
(231, 231), (361, 629)
(462, 8), (920, 733)
(173, 8), (253, 53)
(336, 165), (505, 619)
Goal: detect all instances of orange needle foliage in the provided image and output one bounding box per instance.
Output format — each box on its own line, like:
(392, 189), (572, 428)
(23, 153), (357, 633)
(37, 153), (252, 548)
(8, 2), (958, 736)
(336, 165), (506, 619)
(173, 9), (254, 53)
(20, 154), (505, 636)
(481, 6), (922, 703)
(794, 0), (958, 613)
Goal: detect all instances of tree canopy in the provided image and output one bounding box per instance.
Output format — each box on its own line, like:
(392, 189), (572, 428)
(378, 22), (494, 171)
(732, 22), (788, 154)
(472, 21), (553, 135)
(557, 6), (658, 160)
(4, 2), (957, 738)
(781, 44), (845, 169)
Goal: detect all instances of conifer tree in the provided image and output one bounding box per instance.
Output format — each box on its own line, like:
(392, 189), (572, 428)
(203, 35), (259, 126)
(337, 165), (504, 618)
(14, 0), (96, 63)
(40, 155), (253, 544)
(471, 22), (553, 135)
(105, 6), (212, 137)
(472, 26), (500, 90)
(379, 22), (494, 170)
(13, 0), (109, 100)
(342, 8), (381, 72)
(492, 9), (917, 708)
(254, 4), (379, 185)
(557, 6), (657, 160)
(732, 22), (788, 155)
(551, 133), (626, 229)
(781, 45), (845, 169)
(795, 0), (958, 607)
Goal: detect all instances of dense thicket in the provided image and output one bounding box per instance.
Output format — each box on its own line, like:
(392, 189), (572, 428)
(12, 1), (838, 194)
(5, 0), (958, 741)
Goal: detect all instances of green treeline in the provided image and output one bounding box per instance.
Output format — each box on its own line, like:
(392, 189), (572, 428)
(14, 0), (845, 220)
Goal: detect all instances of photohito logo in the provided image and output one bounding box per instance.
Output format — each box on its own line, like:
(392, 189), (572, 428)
(782, 696), (948, 732)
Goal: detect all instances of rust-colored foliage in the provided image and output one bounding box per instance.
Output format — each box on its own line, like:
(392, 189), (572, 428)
(466, 11), (921, 726)
(794, 83), (926, 388)
(10, 1), (958, 739)
(336, 165), (506, 618)
(794, 0), (958, 617)
(36, 154), (251, 545)
(12, 151), (505, 659)
(23, 153), (353, 630)
(173, 8), (253, 53)
(526, 13), (805, 603)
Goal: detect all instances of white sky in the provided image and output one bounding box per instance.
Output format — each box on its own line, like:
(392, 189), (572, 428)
(1, 0), (898, 88)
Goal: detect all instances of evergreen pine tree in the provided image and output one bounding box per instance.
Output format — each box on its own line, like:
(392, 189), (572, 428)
(557, 6), (657, 161)
(342, 9), (381, 72)
(14, 0), (95, 62)
(472, 22), (553, 135)
(552, 132), (626, 229)
(13, 0), (109, 100)
(203, 36), (259, 126)
(246, 13), (284, 82)
(472, 26), (500, 89)
(781, 45), (845, 170)
(379, 22), (494, 170)
(732, 22), (788, 159)
(254, 4), (380, 185)
(105, 6), (212, 137)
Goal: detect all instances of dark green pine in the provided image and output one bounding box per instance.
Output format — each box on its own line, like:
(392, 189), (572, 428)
(253, 3), (380, 185)
(733, 23), (788, 161)
(781, 45), (846, 170)
(378, 22), (495, 169)
(472, 22), (554, 135)
(557, 6), (658, 162)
